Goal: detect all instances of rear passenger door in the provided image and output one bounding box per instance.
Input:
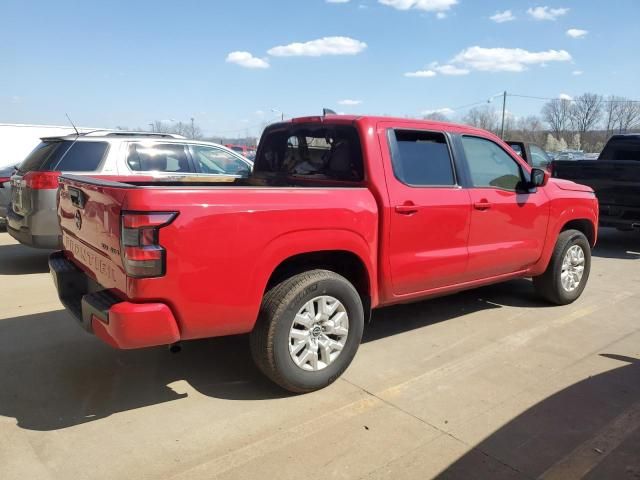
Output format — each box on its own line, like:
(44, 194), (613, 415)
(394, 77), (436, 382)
(459, 135), (550, 279)
(123, 142), (194, 178)
(381, 125), (472, 295)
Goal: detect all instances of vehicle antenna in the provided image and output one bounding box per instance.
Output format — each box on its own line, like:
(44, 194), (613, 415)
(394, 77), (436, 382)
(65, 113), (80, 136)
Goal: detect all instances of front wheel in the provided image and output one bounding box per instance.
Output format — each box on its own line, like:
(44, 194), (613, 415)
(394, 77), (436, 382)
(250, 270), (364, 393)
(533, 229), (591, 305)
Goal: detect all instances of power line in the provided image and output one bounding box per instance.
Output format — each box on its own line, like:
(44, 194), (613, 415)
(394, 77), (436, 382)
(509, 93), (640, 103)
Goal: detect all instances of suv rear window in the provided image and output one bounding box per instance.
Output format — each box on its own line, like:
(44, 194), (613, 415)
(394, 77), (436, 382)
(18, 140), (108, 173)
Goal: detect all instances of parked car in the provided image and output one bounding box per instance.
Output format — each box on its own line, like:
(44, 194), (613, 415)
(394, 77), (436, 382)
(551, 134), (640, 230)
(8, 131), (253, 249)
(0, 164), (17, 225)
(50, 115), (598, 393)
(225, 144), (257, 161)
(506, 141), (553, 170)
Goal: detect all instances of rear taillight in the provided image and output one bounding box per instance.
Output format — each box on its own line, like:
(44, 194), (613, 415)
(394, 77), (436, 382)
(121, 212), (177, 278)
(0, 177), (10, 186)
(24, 171), (61, 189)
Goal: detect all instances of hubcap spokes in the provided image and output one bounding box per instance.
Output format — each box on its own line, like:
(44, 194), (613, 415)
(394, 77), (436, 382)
(561, 245), (585, 292)
(289, 296), (349, 372)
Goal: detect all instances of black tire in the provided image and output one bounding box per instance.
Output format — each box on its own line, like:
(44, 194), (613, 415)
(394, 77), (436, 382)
(533, 229), (591, 305)
(250, 270), (364, 393)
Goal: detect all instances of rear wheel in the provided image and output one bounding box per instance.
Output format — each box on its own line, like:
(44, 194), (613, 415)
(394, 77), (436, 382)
(250, 270), (364, 393)
(533, 229), (591, 305)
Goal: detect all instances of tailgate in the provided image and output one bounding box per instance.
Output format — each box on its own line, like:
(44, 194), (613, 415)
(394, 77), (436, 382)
(58, 175), (129, 293)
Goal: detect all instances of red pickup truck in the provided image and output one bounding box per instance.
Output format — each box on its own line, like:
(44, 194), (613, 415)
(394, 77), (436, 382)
(50, 115), (598, 393)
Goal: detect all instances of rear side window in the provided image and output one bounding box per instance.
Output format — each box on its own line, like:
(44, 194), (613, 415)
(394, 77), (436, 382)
(54, 141), (108, 171)
(389, 130), (455, 186)
(18, 140), (108, 173)
(127, 143), (191, 172)
(191, 145), (250, 175)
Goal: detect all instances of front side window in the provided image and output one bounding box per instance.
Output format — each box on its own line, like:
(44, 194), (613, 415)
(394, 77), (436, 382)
(389, 130), (455, 186)
(461, 136), (523, 191)
(127, 143), (191, 173)
(191, 145), (250, 175)
(529, 145), (551, 168)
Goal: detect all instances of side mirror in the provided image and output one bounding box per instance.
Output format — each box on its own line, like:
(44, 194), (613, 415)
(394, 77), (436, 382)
(530, 168), (548, 188)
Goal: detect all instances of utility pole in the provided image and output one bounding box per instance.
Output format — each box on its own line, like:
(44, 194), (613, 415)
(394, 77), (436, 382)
(500, 91), (507, 139)
(149, 122), (154, 132)
(190, 117), (195, 139)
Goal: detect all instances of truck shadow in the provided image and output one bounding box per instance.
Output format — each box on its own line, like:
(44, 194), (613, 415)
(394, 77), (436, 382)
(0, 242), (52, 274)
(435, 354), (640, 479)
(0, 280), (550, 431)
(593, 227), (640, 260)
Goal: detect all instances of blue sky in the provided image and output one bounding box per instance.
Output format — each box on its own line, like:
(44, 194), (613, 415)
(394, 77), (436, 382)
(1, 0), (638, 136)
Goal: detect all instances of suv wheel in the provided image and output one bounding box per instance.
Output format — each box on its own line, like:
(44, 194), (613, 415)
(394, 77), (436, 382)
(533, 229), (591, 305)
(250, 270), (364, 393)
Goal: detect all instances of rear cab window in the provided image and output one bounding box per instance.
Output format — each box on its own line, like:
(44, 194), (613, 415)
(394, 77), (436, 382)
(388, 130), (456, 186)
(18, 140), (108, 173)
(255, 124), (364, 182)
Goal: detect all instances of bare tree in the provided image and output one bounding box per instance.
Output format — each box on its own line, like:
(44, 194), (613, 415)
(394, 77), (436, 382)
(513, 115), (545, 144)
(603, 96), (624, 136)
(149, 120), (203, 139)
(463, 106), (500, 133)
(423, 112), (450, 122)
(570, 93), (604, 134)
(542, 99), (572, 140)
(616, 100), (640, 133)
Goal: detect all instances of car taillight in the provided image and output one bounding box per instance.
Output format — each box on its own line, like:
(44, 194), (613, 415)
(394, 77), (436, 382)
(121, 212), (177, 278)
(0, 177), (10, 186)
(24, 171), (61, 189)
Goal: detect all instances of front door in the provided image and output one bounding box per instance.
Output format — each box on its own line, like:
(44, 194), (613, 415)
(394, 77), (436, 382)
(381, 126), (472, 295)
(460, 135), (550, 279)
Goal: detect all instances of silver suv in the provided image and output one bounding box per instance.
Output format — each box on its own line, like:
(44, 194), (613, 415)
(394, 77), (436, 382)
(8, 131), (253, 248)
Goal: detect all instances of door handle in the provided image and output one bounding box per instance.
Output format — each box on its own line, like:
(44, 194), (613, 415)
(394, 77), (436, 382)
(395, 203), (418, 215)
(473, 200), (492, 211)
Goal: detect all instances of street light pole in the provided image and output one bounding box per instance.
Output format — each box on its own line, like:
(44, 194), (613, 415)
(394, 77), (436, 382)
(500, 91), (507, 140)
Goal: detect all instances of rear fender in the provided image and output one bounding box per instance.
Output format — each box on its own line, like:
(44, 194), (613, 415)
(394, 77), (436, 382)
(249, 229), (378, 317)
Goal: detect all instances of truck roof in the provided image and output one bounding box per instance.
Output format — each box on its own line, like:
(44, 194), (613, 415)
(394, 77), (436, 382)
(274, 114), (493, 137)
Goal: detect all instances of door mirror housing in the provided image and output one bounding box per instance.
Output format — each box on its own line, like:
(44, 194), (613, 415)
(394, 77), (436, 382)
(530, 168), (548, 188)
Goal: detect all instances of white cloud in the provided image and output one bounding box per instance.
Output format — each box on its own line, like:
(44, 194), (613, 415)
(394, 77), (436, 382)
(404, 69), (437, 77)
(572, 70), (583, 76)
(527, 6), (569, 21)
(326, 0), (351, 3)
(436, 12), (447, 19)
(566, 28), (588, 38)
(378, 0), (457, 13)
(559, 93), (573, 101)
(432, 63), (470, 75)
(225, 51), (270, 69)
(255, 110), (265, 116)
(490, 10), (515, 23)
(338, 99), (363, 105)
(450, 46), (571, 72)
(421, 107), (454, 116)
(267, 36), (367, 57)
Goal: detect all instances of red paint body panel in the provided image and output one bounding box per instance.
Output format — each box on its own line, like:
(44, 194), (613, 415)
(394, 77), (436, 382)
(55, 115), (599, 349)
(92, 303), (180, 349)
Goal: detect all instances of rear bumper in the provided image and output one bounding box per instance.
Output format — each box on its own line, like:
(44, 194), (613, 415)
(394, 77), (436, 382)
(7, 207), (61, 248)
(49, 251), (181, 349)
(599, 204), (640, 230)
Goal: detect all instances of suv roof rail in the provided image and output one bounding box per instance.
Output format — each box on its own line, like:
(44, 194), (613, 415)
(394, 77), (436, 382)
(81, 130), (186, 139)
